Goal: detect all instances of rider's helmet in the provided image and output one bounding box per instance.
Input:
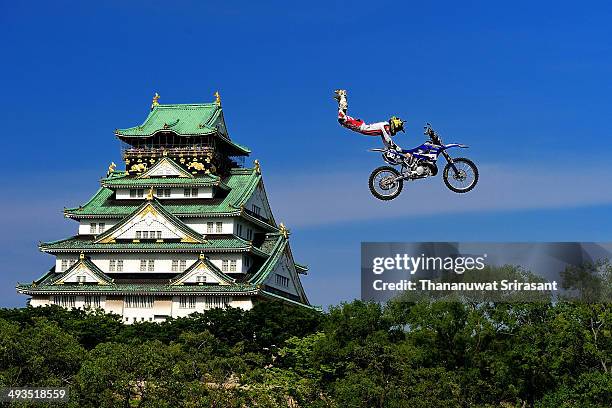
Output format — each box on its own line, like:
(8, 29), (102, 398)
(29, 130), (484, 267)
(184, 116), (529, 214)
(389, 116), (405, 135)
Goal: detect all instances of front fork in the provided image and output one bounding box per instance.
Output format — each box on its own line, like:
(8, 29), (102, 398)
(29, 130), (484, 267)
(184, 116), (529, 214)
(441, 151), (459, 174)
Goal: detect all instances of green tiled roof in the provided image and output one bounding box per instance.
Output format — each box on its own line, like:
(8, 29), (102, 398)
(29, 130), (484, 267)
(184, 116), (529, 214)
(249, 234), (286, 285)
(40, 236), (269, 257)
(50, 258), (114, 285)
(101, 175), (226, 189)
(171, 256), (235, 285)
(66, 168), (262, 218)
(115, 103), (250, 155)
(17, 282), (259, 295)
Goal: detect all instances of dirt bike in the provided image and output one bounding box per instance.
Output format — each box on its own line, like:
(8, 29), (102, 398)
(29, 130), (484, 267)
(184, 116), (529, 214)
(368, 123), (479, 200)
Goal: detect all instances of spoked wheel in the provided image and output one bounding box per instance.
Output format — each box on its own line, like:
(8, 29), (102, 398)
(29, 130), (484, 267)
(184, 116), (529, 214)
(443, 158), (479, 193)
(369, 166), (403, 200)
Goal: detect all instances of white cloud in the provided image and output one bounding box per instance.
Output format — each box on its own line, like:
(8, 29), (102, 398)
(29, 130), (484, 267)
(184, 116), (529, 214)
(265, 163), (612, 227)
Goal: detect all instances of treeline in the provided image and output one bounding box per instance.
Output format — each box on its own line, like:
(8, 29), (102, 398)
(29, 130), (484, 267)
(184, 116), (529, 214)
(0, 301), (610, 407)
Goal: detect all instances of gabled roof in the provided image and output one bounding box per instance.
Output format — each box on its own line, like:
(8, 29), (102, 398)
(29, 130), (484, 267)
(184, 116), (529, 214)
(170, 255), (235, 286)
(66, 168), (268, 220)
(50, 256), (114, 285)
(17, 282), (258, 295)
(247, 232), (310, 305)
(94, 198), (205, 244)
(114, 103), (250, 155)
(137, 156), (194, 179)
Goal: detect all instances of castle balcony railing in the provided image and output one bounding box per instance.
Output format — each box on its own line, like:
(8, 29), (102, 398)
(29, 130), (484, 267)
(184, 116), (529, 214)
(121, 146), (216, 160)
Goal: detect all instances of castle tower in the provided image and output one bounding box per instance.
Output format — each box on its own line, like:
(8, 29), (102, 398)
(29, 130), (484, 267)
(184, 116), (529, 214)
(17, 93), (312, 323)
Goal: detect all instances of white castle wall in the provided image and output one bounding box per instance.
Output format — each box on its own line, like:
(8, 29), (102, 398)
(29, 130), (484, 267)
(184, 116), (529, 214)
(115, 187), (213, 200)
(29, 294), (254, 324)
(54, 253), (247, 274)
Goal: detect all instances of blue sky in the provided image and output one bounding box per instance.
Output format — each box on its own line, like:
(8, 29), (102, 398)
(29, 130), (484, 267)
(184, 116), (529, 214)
(1, 0), (612, 308)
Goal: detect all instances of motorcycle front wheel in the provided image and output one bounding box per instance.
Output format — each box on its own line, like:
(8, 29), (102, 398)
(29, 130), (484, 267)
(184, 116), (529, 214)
(443, 158), (478, 193)
(369, 166), (403, 200)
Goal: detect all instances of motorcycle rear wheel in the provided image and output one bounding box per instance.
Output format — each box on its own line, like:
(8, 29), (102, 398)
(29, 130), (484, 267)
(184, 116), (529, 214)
(369, 166), (403, 200)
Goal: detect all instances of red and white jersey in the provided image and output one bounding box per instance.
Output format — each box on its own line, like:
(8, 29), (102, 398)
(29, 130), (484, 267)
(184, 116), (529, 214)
(338, 110), (394, 147)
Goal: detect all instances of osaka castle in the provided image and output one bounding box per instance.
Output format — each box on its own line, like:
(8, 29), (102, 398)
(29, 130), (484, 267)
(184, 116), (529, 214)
(16, 92), (312, 323)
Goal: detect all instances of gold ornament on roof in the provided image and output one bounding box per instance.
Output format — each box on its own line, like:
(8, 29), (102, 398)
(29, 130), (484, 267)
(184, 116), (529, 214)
(146, 187), (154, 201)
(151, 92), (160, 110)
(199, 253), (205, 260)
(188, 161), (205, 171)
(214, 91), (221, 106)
(107, 161), (116, 176)
(279, 223), (289, 239)
(130, 163), (147, 173)
(254, 159), (261, 174)
(79, 252), (85, 260)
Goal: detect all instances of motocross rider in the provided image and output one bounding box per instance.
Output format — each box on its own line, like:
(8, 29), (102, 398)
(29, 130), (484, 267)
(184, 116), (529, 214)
(334, 89), (414, 165)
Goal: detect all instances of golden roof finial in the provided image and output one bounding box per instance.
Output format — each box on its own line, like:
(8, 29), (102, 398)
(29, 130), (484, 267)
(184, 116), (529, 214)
(254, 159), (261, 174)
(199, 253), (205, 260)
(279, 223), (289, 239)
(214, 91), (221, 106)
(151, 92), (160, 110)
(107, 161), (116, 176)
(146, 186), (154, 201)
(79, 252), (85, 260)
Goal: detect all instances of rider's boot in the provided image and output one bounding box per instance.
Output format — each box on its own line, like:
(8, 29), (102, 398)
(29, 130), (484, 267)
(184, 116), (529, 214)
(334, 89), (348, 112)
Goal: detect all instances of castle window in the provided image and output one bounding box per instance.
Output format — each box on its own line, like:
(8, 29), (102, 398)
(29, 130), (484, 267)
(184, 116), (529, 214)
(109, 259), (116, 272)
(136, 231), (142, 239)
(171, 260), (179, 272)
(137, 189), (144, 197)
(125, 295), (154, 308)
(77, 275), (86, 283)
(147, 260), (155, 272)
(196, 275), (206, 283)
(207, 222), (214, 233)
(252, 205), (261, 216)
(157, 188), (171, 197)
(244, 257), (250, 268)
(130, 189), (137, 198)
(156, 231), (162, 239)
(142, 231), (149, 239)
(84, 295), (101, 308)
(215, 222), (223, 233)
(230, 260), (237, 272)
(89, 223), (96, 234)
(61, 259), (69, 271)
(246, 228), (253, 241)
(98, 223), (105, 233)
(203, 296), (231, 310)
(275, 274), (289, 287)
(52, 295), (76, 308)
(179, 260), (186, 271)
(222, 260), (229, 272)
(236, 224), (243, 237)
(191, 188), (199, 197)
(179, 296), (196, 309)
(117, 260), (123, 272)
(184, 188), (191, 197)
(139, 260), (147, 272)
